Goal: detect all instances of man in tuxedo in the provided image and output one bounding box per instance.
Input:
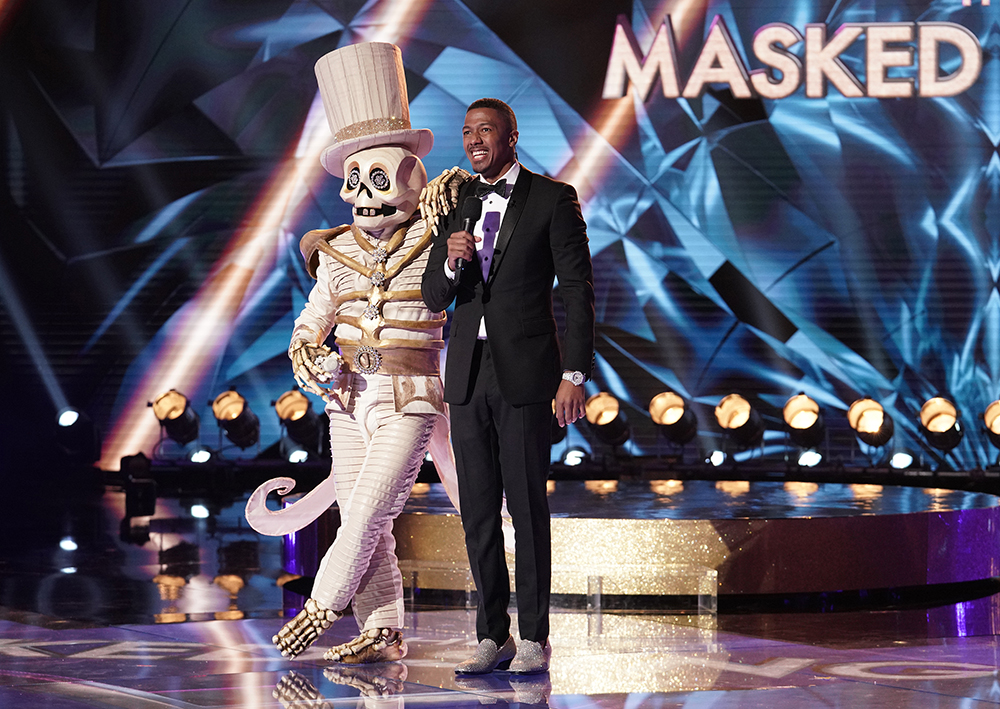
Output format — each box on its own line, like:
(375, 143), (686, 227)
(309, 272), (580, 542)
(422, 98), (595, 675)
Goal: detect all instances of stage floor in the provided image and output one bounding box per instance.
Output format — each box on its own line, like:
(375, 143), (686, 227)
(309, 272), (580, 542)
(2, 477), (1000, 707)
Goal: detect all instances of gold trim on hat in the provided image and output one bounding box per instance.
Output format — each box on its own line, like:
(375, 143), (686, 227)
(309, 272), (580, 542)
(334, 117), (411, 143)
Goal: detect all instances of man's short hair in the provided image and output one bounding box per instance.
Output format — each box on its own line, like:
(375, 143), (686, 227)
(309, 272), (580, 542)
(467, 98), (517, 133)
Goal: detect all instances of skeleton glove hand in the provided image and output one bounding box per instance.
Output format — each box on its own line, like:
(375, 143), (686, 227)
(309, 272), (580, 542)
(273, 597), (342, 659)
(289, 340), (342, 400)
(419, 166), (473, 235)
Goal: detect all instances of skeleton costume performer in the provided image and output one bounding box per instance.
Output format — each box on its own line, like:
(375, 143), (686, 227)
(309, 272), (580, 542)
(244, 42), (466, 663)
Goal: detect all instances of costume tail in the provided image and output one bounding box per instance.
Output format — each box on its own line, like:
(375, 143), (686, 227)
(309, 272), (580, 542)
(244, 474), (338, 536)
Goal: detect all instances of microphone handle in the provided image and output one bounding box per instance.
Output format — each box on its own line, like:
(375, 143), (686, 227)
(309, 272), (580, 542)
(455, 217), (476, 273)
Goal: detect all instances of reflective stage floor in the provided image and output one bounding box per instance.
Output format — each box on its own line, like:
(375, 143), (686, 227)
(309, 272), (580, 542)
(3, 474), (1000, 707)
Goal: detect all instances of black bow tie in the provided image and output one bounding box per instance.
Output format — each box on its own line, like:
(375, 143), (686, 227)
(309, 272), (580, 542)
(475, 179), (509, 199)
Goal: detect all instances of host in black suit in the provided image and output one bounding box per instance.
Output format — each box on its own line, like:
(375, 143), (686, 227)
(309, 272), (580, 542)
(422, 98), (595, 675)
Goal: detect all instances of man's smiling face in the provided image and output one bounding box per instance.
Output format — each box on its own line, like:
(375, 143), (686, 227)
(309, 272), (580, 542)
(463, 107), (517, 182)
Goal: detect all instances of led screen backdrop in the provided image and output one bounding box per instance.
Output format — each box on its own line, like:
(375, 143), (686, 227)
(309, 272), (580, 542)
(1, 0), (997, 471)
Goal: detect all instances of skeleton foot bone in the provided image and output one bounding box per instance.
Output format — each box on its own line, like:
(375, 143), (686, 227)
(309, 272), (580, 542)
(322, 627), (407, 664)
(273, 598), (342, 659)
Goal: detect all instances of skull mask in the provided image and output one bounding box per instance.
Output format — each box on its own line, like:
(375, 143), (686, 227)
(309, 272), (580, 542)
(341, 146), (428, 237)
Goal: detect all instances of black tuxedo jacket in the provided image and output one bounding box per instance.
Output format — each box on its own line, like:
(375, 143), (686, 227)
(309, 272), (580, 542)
(421, 167), (595, 407)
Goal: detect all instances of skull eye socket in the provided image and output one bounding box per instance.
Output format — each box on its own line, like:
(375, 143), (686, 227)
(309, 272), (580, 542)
(346, 166), (361, 191)
(370, 167), (391, 192)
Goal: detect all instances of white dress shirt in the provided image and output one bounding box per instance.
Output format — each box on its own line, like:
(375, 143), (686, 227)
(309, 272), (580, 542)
(445, 162), (520, 339)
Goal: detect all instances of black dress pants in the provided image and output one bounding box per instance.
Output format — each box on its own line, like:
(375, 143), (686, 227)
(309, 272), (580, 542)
(450, 340), (552, 644)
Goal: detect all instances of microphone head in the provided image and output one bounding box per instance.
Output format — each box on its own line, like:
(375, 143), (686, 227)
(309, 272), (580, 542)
(461, 195), (483, 223)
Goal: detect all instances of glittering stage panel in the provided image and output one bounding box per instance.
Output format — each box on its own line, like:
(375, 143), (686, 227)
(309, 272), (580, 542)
(295, 480), (1000, 600)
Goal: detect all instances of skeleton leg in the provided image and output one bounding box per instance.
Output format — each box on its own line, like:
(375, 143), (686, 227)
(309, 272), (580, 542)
(269, 381), (370, 660)
(311, 375), (435, 624)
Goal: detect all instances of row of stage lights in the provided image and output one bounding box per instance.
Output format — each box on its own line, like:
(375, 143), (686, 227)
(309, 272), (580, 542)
(137, 387), (982, 466)
(582, 390), (977, 458)
(149, 388), (322, 463)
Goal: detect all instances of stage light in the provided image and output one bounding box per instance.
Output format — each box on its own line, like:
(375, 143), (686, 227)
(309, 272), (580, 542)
(584, 392), (630, 446)
(649, 392), (698, 445)
(919, 396), (963, 451)
(57, 408), (80, 427)
(189, 448), (211, 464)
(59, 537), (78, 552)
(797, 450), (823, 467)
(714, 394), (763, 447)
(708, 450), (726, 466)
(288, 448), (309, 464)
(890, 452), (914, 469)
(191, 504), (210, 519)
(150, 390), (200, 445)
(55, 408), (100, 462)
(985, 401), (1000, 450)
(783, 393), (825, 448)
(847, 398), (894, 447)
(274, 389), (321, 451)
(562, 447), (588, 466)
(212, 390), (260, 449)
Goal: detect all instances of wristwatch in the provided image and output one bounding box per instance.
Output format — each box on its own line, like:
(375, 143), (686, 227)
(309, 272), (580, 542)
(562, 370), (585, 386)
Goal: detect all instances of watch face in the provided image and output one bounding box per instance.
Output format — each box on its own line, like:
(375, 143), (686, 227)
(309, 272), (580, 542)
(566, 371), (584, 386)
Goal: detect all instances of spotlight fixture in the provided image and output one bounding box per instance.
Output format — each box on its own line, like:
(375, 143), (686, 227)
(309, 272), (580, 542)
(708, 450), (726, 466)
(714, 394), (763, 447)
(57, 408), (80, 427)
(274, 389), (321, 451)
(212, 390), (260, 449)
(919, 396), (963, 452)
(54, 407), (100, 462)
(150, 390), (200, 445)
(649, 392), (698, 445)
(783, 393), (825, 449)
(797, 449), (823, 467)
(847, 398), (894, 447)
(561, 447), (588, 467)
(985, 400), (1000, 450)
(584, 392), (630, 446)
(890, 452), (914, 469)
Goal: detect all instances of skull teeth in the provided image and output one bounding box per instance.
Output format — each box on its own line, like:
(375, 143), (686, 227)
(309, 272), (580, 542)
(354, 205), (398, 217)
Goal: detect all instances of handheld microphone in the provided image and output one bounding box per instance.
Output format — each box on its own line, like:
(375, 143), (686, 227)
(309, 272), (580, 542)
(455, 196), (483, 275)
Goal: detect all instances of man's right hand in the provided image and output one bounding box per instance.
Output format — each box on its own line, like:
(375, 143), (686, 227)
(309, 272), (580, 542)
(446, 230), (480, 272)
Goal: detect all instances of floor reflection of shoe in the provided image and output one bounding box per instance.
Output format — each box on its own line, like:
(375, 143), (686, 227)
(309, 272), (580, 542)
(452, 673), (512, 705)
(273, 670), (325, 708)
(454, 636), (516, 674)
(509, 639), (551, 674)
(453, 673), (511, 692)
(323, 662), (407, 698)
(509, 673), (552, 706)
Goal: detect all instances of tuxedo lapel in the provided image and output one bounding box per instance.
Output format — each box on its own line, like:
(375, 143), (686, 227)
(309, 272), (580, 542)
(487, 169), (532, 283)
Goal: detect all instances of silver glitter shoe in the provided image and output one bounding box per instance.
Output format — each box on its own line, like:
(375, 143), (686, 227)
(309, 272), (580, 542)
(454, 636), (516, 674)
(509, 639), (551, 674)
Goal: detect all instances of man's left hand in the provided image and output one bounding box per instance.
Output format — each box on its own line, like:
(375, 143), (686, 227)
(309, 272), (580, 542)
(555, 379), (586, 427)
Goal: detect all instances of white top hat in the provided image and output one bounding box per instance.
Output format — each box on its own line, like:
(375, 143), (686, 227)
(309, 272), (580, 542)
(314, 42), (434, 178)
